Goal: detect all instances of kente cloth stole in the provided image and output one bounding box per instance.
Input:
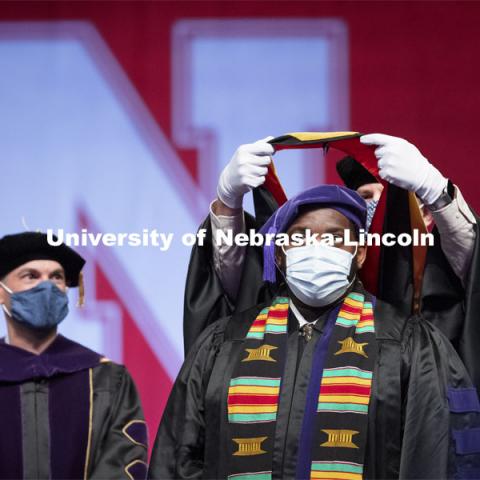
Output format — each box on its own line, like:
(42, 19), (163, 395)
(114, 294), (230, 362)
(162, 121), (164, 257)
(226, 292), (376, 480)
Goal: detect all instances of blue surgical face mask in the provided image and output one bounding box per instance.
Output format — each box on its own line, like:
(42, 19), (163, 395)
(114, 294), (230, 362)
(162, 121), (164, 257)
(283, 242), (357, 307)
(0, 280), (69, 330)
(366, 199), (379, 232)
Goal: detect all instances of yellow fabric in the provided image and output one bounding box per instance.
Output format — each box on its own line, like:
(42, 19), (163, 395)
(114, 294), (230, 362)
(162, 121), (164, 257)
(285, 132), (360, 142)
(311, 471), (362, 480)
(408, 191), (428, 313)
(83, 368), (93, 480)
(356, 320), (374, 327)
(228, 385), (280, 395)
(266, 318), (288, 325)
(336, 311), (361, 320)
(321, 377), (372, 386)
(342, 297), (364, 308)
(228, 405), (278, 414)
(318, 395), (370, 405)
(77, 271), (85, 307)
(269, 303), (289, 311)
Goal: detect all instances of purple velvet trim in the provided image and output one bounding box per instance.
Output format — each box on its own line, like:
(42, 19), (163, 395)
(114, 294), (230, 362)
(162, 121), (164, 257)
(125, 422), (148, 447)
(0, 335), (101, 382)
(126, 460), (148, 480)
(453, 428), (480, 455)
(457, 467), (480, 479)
(263, 226), (278, 282)
(0, 384), (23, 479)
(259, 185), (367, 237)
(49, 369), (90, 479)
(448, 388), (480, 413)
(295, 304), (342, 480)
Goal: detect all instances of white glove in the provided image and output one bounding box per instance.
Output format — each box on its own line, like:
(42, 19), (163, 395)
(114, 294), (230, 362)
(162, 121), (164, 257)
(360, 133), (448, 205)
(217, 136), (274, 209)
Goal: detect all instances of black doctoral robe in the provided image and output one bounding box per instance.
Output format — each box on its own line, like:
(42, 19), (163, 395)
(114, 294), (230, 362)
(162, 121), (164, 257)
(151, 293), (480, 479)
(0, 334), (148, 480)
(183, 182), (480, 396)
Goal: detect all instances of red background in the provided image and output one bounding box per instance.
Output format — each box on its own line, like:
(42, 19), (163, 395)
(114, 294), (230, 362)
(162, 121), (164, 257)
(3, 1), (478, 210)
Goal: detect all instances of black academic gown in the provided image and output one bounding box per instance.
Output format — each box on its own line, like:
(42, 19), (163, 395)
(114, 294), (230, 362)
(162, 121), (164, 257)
(151, 294), (480, 480)
(183, 187), (480, 396)
(183, 211), (270, 354)
(0, 334), (148, 480)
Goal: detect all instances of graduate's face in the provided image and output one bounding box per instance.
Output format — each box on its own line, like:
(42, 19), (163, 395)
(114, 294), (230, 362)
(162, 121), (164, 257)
(0, 260), (67, 311)
(275, 207), (367, 273)
(356, 183), (384, 202)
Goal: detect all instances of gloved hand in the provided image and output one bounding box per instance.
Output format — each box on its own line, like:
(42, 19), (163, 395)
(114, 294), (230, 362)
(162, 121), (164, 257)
(360, 133), (448, 205)
(217, 136), (274, 209)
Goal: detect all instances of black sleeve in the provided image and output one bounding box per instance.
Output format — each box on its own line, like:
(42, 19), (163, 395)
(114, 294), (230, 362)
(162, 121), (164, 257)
(397, 316), (476, 479)
(183, 212), (270, 357)
(89, 366), (148, 480)
(183, 215), (234, 356)
(148, 321), (224, 479)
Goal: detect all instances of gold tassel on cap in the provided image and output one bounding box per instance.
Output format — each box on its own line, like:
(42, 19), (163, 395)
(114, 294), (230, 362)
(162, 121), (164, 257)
(77, 271), (85, 307)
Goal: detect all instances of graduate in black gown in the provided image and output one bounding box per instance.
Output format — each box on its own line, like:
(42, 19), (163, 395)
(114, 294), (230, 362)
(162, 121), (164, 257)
(150, 185), (480, 480)
(183, 132), (480, 396)
(0, 232), (148, 480)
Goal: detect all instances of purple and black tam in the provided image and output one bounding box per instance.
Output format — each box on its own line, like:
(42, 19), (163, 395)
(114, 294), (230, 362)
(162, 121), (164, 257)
(259, 184), (367, 282)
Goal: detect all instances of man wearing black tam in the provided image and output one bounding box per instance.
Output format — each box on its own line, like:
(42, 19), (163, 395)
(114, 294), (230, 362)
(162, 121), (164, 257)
(149, 184), (480, 479)
(0, 232), (148, 480)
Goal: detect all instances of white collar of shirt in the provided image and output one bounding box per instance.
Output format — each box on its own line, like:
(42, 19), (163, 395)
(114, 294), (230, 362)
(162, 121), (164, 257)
(289, 300), (321, 327)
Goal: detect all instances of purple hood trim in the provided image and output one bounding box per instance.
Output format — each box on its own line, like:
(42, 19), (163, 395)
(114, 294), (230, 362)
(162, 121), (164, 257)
(0, 334), (102, 382)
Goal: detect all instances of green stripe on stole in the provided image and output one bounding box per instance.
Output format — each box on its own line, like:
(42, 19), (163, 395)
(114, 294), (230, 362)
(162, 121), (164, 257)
(226, 291), (376, 480)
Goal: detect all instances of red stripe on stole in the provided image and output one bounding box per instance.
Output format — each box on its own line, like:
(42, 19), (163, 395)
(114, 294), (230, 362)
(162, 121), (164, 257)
(251, 318), (267, 326)
(266, 310), (288, 319)
(228, 395), (279, 405)
(320, 385), (371, 396)
(339, 304), (362, 315)
(359, 313), (373, 321)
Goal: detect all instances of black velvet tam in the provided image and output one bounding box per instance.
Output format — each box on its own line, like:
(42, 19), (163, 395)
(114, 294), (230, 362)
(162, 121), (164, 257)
(336, 155), (378, 190)
(0, 232), (85, 286)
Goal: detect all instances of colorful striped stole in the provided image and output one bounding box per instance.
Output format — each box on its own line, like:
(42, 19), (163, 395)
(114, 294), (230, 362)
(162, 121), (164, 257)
(228, 297), (288, 426)
(226, 291), (376, 480)
(317, 294), (374, 417)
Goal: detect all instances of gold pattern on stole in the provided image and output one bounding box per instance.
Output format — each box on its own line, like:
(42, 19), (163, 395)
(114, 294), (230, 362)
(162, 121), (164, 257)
(232, 437), (268, 456)
(242, 344), (278, 362)
(335, 337), (368, 357)
(321, 429), (360, 449)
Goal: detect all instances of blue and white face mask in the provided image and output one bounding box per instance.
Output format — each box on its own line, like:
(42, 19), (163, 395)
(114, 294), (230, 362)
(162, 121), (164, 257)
(365, 199), (379, 232)
(0, 280), (69, 330)
(283, 242), (357, 308)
